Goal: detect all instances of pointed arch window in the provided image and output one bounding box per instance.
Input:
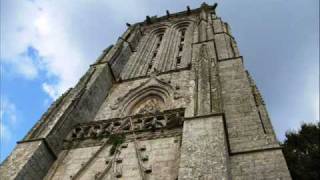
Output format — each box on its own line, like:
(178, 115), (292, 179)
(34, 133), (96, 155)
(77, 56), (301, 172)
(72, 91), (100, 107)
(175, 27), (187, 67)
(147, 30), (165, 74)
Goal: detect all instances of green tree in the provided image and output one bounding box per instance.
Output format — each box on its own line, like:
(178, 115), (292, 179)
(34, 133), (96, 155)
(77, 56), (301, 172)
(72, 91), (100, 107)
(282, 122), (320, 180)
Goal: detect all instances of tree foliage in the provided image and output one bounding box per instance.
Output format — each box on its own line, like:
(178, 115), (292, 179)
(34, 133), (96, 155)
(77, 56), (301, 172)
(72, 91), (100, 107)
(282, 122), (320, 180)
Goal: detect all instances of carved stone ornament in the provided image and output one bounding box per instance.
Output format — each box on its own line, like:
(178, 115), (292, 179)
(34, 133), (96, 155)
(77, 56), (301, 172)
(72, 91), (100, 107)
(173, 92), (182, 100)
(67, 108), (185, 141)
(135, 98), (163, 114)
(110, 97), (124, 110)
(113, 75), (175, 117)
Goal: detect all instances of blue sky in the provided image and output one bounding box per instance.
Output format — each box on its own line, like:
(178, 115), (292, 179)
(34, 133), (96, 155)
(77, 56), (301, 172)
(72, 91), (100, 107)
(0, 0), (319, 162)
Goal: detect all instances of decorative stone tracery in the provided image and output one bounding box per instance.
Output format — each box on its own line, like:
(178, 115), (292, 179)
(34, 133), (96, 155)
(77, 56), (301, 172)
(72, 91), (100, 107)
(132, 96), (164, 115)
(67, 108), (185, 141)
(112, 76), (176, 117)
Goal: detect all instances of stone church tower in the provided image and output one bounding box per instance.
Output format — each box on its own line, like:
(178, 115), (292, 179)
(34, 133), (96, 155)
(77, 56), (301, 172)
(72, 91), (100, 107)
(1, 3), (291, 180)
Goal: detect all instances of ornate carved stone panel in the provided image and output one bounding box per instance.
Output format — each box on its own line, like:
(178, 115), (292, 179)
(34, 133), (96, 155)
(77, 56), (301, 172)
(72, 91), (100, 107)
(66, 108), (185, 142)
(130, 96), (164, 115)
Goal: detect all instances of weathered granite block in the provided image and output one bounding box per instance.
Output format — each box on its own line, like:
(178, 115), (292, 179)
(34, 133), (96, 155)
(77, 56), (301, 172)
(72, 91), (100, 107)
(179, 115), (229, 180)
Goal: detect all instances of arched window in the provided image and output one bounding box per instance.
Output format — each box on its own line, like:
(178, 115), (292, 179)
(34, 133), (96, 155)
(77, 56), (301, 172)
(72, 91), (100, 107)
(176, 27), (187, 68)
(147, 29), (165, 74)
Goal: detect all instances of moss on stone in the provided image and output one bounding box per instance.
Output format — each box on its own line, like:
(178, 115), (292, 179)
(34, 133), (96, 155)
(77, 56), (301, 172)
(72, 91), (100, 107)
(108, 134), (125, 155)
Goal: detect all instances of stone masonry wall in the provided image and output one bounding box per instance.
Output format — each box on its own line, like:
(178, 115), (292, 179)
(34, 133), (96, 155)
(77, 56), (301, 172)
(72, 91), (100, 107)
(218, 57), (279, 153)
(230, 149), (291, 179)
(178, 115), (229, 180)
(46, 136), (181, 180)
(45, 146), (101, 180)
(0, 141), (55, 180)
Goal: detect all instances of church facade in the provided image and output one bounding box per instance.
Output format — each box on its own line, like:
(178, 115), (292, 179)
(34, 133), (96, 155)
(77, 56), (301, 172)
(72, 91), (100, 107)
(0, 3), (291, 180)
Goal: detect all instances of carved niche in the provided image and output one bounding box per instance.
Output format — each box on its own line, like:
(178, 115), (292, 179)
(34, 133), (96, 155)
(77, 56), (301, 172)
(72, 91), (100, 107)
(114, 75), (175, 117)
(131, 96), (164, 115)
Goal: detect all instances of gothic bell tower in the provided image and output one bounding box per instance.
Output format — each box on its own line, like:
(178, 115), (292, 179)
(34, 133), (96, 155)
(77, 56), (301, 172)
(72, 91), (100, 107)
(1, 3), (292, 179)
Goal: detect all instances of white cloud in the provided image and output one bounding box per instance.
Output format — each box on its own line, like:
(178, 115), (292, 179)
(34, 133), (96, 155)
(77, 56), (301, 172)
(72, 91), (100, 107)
(0, 97), (17, 146)
(1, 0), (89, 99)
(1, 0), (151, 99)
(42, 83), (59, 99)
(2, 55), (39, 80)
(0, 97), (17, 125)
(0, 122), (12, 143)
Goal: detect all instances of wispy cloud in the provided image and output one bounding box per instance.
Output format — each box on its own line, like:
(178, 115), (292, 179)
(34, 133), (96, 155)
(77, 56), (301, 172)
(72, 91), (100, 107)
(2, 56), (38, 80)
(0, 122), (12, 144)
(42, 82), (59, 99)
(0, 97), (18, 161)
(0, 97), (17, 154)
(0, 97), (17, 126)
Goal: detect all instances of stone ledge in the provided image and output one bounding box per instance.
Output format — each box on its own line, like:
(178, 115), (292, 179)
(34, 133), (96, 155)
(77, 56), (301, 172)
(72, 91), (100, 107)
(192, 32), (235, 45)
(184, 112), (225, 121)
(230, 146), (282, 156)
(218, 56), (243, 62)
(118, 66), (192, 83)
(64, 128), (182, 149)
(17, 138), (57, 159)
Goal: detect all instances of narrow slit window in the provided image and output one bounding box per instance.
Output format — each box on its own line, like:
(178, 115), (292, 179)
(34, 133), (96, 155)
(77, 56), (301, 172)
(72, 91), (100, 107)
(176, 56), (181, 65)
(179, 45), (183, 52)
(147, 63), (153, 73)
(181, 30), (186, 37)
(158, 34), (163, 41)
